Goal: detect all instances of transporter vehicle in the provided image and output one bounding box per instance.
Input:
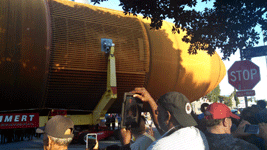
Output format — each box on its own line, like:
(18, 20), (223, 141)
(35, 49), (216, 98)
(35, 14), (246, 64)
(0, 0), (226, 143)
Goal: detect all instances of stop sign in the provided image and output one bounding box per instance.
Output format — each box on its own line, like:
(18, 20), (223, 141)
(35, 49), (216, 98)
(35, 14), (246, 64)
(228, 60), (260, 90)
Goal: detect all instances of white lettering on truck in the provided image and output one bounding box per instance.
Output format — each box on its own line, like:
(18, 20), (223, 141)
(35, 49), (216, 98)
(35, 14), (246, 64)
(21, 115), (27, 122)
(29, 115), (34, 121)
(4, 116), (13, 122)
(0, 114), (35, 123)
(14, 115), (20, 122)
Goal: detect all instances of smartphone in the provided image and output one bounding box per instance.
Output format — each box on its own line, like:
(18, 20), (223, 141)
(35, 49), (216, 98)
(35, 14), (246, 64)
(244, 124), (259, 134)
(86, 133), (97, 150)
(121, 92), (143, 128)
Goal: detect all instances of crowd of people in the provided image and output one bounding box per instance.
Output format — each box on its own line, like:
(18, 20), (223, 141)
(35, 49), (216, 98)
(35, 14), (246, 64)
(0, 128), (37, 144)
(105, 114), (121, 130)
(36, 87), (267, 150)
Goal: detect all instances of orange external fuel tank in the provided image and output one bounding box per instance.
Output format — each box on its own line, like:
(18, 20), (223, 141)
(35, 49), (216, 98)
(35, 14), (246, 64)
(0, 0), (226, 112)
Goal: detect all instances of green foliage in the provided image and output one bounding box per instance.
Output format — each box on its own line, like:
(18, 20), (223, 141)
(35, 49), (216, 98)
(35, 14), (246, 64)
(233, 89), (240, 105)
(218, 95), (232, 107)
(206, 85), (221, 103)
(94, 0), (267, 59)
(224, 96), (233, 108)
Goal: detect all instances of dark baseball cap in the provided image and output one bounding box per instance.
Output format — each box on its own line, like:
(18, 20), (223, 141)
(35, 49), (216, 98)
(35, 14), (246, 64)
(157, 92), (197, 127)
(37, 115), (74, 138)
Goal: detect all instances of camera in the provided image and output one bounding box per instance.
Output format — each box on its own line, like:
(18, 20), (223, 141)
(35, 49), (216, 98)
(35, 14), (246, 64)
(243, 124), (259, 134)
(86, 133), (97, 150)
(121, 92), (143, 129)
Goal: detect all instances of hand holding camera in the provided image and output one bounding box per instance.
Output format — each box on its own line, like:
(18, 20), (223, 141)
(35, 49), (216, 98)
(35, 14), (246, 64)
(86, 133), (98, 150)
(121, 92), (143, 129)
(131, 87), (154, 103)
(232, 120), (252, 137)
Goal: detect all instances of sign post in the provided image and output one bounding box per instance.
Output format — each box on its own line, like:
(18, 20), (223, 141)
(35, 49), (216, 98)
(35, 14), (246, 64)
(228, 60), (261, 107)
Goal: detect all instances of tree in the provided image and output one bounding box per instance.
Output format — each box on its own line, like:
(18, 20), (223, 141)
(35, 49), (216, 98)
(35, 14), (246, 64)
(206, 85), (220, 102)
(94, 0), (267, 59)
(233, 89), (240, 105)
(223, 95), (233, 108)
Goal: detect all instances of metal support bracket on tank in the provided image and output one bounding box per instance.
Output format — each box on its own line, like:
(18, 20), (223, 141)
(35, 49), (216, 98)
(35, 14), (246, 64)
(93, 39), (117, 125)
(101, 38), (113, 53)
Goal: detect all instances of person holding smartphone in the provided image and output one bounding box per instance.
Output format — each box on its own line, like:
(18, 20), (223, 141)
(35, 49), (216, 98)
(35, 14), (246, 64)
(204, 103), (259, 150)
(129, 88), (209, 150)
(130, 116), (156, 150)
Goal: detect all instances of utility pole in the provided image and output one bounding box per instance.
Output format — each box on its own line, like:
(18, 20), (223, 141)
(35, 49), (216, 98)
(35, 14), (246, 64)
(239, 50), (248, 108)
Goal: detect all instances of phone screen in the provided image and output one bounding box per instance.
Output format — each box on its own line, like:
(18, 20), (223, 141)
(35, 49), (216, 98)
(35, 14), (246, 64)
(121, 93), (143, 128)
(244, 124), (259, 134)
(86, 133), (97, 150)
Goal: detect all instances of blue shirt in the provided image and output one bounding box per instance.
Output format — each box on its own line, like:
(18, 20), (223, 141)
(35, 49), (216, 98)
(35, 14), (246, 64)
(256, 109), (267, 123)
(198, 113), (205, 120)
(204, 131), (259, 150)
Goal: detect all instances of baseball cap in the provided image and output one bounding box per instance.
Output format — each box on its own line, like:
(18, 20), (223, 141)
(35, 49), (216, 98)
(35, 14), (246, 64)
(36, 115), (74, 138)
(157, 92), (197, 127)
(205, 103), (240, 120)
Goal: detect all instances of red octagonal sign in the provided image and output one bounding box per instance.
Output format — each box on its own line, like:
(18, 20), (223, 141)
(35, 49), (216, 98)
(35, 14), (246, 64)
(228, 60), (261, 90)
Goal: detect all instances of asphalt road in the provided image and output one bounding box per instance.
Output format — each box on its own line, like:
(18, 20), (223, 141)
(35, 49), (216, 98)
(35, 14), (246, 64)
(0, 120), (160, 150)
(0, 135), (121, 150)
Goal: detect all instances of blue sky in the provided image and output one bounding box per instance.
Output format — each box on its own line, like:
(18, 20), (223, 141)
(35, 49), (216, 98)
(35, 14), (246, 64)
(73, 0), (267, 101)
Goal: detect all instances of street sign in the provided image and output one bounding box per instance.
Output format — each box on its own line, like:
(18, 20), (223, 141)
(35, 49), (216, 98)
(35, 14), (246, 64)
(242, 46), (267, 59)
(236, 90), (255, 97)
(228, 60), (261, 90)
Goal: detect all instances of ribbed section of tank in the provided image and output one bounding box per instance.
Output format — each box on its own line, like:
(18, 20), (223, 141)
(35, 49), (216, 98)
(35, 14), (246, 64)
(0, 0), (50, 110)
(44, 0), (150, 112)
(0, 0), (225, 112)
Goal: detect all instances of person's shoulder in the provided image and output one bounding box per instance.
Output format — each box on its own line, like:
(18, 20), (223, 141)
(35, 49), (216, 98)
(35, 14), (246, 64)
(234, 137), (259, 150)
(148, 127), (207, 149)
(260, 108), (267, 114)
(131, 134), (155, 150)
(204, 133), (257, 150)
(174, 126), (201, 135)
(146, 137), (170, 150)
(204, 132), (233, 148)
(143, 132), (156, 142)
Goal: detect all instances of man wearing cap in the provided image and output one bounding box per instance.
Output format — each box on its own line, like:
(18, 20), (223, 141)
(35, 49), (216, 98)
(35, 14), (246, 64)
(256, 100), (267, 123)
(204, 102), (259, 150)
(38, 115), (74, 150)
(129, 88), (209, 150)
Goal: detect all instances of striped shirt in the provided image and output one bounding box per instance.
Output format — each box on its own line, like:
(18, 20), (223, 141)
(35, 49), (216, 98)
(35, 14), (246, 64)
(147, 126), (209, 150)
